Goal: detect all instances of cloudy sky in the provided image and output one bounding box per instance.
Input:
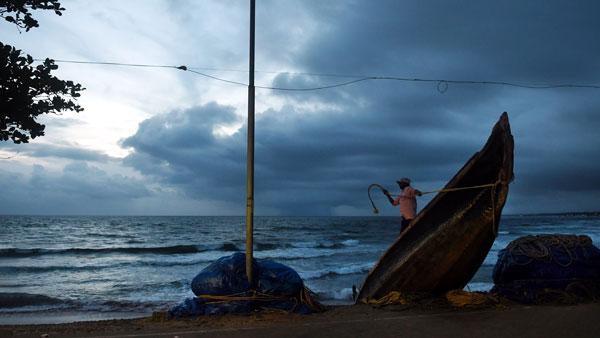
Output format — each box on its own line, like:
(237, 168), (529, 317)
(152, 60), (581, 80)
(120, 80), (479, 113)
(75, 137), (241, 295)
(1, 0), (599, 216)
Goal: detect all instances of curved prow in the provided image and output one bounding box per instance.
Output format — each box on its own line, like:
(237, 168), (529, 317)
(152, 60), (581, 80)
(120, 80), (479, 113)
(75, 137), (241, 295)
(357, 112), (514, 302)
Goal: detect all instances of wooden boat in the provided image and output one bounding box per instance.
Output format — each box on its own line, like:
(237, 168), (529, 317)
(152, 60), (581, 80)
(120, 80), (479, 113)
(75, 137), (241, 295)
(356, 112), (514, 301)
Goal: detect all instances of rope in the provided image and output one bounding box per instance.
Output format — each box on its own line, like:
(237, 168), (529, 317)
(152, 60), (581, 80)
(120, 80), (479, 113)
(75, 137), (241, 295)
(359, 291), (410, 305)
(361, 290), (505, 308)
(195, 286), (327, 313)
(445, 290), (503, 308)
(530, 279), (600, 304)
(507, 234), (593, 267)
(368, 175), (513, 236)
(367, 184), (386, 214)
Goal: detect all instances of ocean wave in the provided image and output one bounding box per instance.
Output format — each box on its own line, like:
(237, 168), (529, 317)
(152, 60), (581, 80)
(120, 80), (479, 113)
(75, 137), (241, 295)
(0, 245), (204, 258)
(341, 239), (359, 247)
(3, 251), (244, 272)
(216, 243), (241, 251)
(0, 295), (170, 314)
(0, 293), (69, 309)
(86, 232), (133, 239)
(300, 263), (373, 280)
(143, 250), (240, 267)
(254, 247), (341, 261)
(291, 239), (360, 250)
(464, 282), (494, 292)
(311, 287), (354, 303)
(256, 242), (288, 250)
(0, 265), (105, 274)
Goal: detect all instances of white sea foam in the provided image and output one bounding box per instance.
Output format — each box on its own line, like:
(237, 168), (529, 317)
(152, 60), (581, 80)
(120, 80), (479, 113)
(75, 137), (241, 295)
(464, 282), (494, 292)
(341, 239), (359, 246)
(331, 287), (354, 301)
(254, 247), (339, 260)
(299, 262), (374, 280)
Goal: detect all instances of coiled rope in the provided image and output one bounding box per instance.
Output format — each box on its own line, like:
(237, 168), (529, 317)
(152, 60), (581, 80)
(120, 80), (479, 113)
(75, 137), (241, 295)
(445, 289), (504, 308)
(195, 286), (327, 313)
(360, 290), (504, 308)
(507, 234), (593, 267)
(359, 291), (409, 305)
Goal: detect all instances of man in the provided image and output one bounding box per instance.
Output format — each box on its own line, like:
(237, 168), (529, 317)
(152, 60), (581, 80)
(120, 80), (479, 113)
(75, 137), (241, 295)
(383, 177), (422, 233)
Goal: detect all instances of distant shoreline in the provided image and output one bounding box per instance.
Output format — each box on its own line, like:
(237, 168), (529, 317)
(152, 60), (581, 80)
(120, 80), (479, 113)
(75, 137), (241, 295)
(509, 211), (600, 217)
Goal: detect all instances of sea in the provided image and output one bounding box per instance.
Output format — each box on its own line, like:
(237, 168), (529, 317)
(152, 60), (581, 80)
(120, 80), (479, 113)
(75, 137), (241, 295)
(1, 214), (599, 325)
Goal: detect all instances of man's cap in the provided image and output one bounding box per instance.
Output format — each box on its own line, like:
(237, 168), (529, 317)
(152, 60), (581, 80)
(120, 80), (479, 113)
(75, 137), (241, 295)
(397, 177), (411, 185)
(397, 178), (411, 185)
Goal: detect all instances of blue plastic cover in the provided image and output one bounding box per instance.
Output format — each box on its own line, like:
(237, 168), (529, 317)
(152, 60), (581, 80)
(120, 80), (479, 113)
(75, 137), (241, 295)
(169, 252), (315, 319)
(191, 252), (258, 296)
(257, 260), (304, 297)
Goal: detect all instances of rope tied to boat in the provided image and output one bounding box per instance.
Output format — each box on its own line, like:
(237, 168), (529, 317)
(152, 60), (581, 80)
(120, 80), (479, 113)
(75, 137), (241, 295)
(506, 234), (593, 267)
(368, 174), (514, 236)
(368, 176), (512, 213)
(359, 290), (505, 308)
(195, 286), (327, 313)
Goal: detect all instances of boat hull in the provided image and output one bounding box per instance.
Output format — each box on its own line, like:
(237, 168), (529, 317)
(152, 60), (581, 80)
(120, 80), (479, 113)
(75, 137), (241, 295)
(357, 112), (514, 301)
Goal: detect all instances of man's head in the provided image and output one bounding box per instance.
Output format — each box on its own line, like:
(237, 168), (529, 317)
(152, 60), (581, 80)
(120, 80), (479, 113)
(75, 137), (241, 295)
(397, 177), (411, 189)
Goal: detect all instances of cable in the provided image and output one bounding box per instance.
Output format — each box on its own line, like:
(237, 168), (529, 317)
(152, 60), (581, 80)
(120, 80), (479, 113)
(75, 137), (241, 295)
(0, 150), (20, 160)
(186, 69), (247, 86)
(36, 58), (600, 91)
(257, 77), (372, 91)
(37, 59), (180, 70)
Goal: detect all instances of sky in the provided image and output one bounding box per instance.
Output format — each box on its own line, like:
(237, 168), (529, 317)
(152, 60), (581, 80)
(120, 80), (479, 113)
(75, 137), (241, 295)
(1, 0), (599, 216)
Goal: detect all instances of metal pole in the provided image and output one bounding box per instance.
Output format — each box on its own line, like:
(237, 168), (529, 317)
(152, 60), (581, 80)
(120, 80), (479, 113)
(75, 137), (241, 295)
(245, 0), (256, 284)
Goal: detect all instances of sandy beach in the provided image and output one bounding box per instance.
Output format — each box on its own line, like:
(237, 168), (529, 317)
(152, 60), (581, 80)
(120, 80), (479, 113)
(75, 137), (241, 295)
(2, 300), (600, 338)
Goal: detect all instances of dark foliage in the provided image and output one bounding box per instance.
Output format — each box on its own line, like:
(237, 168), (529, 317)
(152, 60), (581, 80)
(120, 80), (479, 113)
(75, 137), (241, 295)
(0, 43), (84, 143)
(0, 0), (64, 32)
(0, 0), (84, 144)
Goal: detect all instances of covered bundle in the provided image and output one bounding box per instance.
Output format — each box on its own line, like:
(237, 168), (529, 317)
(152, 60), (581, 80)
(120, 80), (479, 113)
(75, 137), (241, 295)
(492, 234), (600, 303)
(169, 252), (325, 319)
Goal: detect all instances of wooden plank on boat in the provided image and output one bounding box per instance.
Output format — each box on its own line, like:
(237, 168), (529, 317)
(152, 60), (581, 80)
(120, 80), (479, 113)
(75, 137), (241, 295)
(357, 112), (514, 301)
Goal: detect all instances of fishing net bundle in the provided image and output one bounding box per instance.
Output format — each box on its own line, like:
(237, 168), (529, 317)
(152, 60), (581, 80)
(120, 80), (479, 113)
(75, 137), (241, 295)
(492, 234), (600, 304)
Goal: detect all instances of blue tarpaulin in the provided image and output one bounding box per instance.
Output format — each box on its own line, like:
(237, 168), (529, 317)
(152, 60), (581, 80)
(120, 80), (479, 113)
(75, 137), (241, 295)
(169, 252), (321, 319)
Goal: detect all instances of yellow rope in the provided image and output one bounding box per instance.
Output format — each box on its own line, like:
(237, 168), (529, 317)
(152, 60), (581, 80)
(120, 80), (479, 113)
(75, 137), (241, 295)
(361, 290), (505, 308)
(379, 178), (511, 197)
(445, 290), (503, 308)
(368, 175), (514, 236)
(195, 286), (327, 313)
(360, 291), (409, 305)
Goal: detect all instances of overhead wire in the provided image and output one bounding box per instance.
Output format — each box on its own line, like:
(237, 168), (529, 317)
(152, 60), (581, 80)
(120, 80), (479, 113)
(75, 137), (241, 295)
(35, 58), (600, 91)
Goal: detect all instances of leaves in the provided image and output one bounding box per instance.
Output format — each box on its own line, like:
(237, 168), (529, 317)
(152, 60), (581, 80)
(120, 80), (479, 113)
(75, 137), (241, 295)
(0, 1), (82, 143)
(0, 1), (65, 31)
(0, 42), (85, 143)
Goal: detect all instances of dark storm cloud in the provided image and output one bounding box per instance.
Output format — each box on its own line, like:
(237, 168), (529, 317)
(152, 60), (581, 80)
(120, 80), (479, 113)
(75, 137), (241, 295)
(121, 103), (247, 207)
(119, 0), (600, 215)
(262, 0), (600, 214)
(29, 143), (117, 162)
(289, 1), (600, 82)
(120, 99), (501, 215)
(0, 163), (152, 215)
(0, 141), (117, 163)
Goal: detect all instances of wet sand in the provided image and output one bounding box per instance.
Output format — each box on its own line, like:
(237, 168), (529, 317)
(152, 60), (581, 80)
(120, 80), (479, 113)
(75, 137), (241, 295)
(2, 301), (600, 338)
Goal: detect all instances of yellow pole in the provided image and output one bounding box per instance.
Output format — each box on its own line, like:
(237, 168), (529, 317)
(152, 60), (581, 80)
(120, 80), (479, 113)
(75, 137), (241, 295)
(245, 0), (256, 284)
